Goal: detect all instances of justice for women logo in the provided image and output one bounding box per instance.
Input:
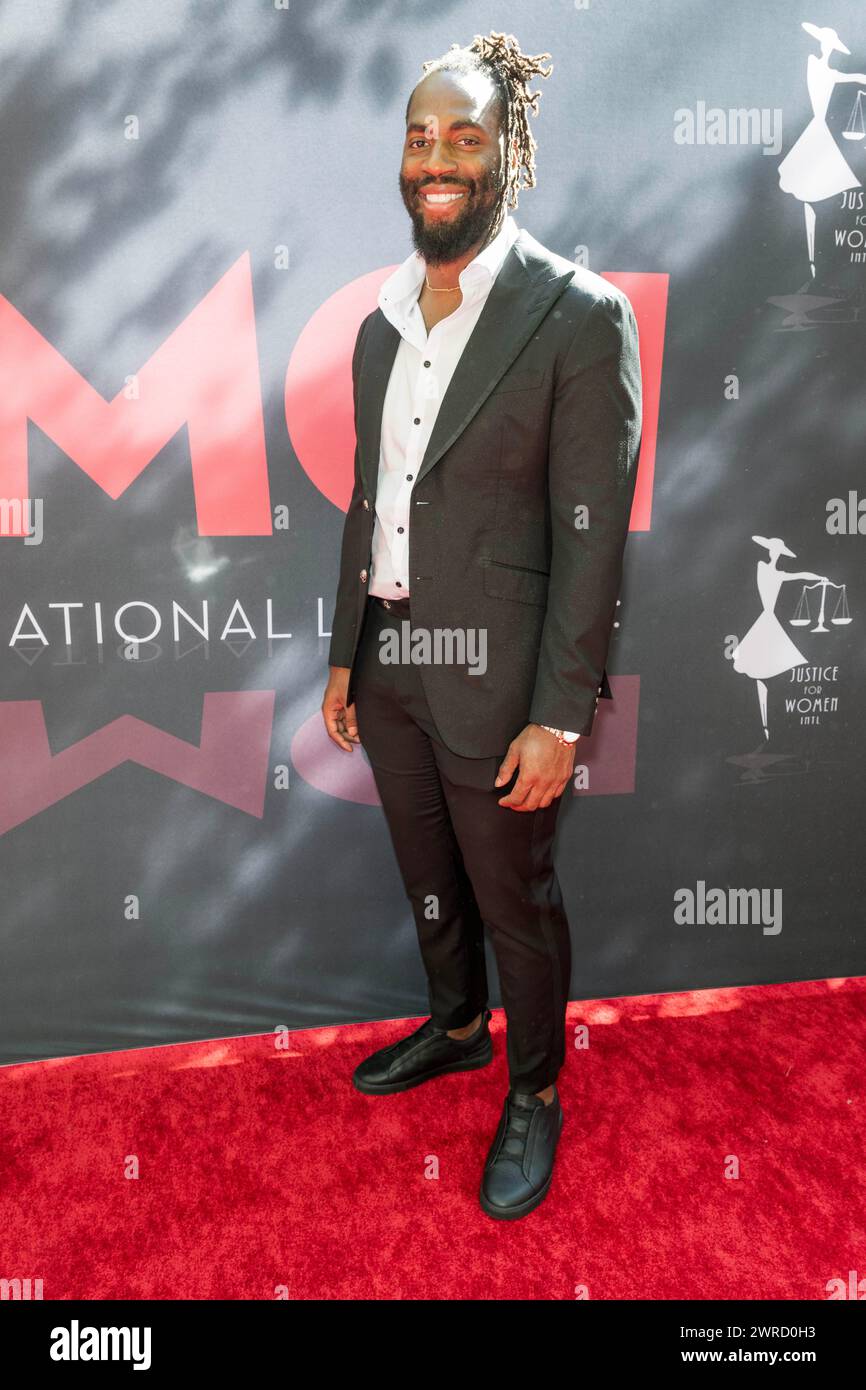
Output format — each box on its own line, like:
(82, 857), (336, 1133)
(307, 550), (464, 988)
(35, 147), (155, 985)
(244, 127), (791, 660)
(772, 19), (866, 322)
(725, 526), (855, 778)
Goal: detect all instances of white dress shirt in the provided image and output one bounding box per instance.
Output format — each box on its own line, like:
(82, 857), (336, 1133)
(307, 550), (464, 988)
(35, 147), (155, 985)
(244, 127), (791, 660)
(369, 213), (519, 600)
(368, 213), (579, 743)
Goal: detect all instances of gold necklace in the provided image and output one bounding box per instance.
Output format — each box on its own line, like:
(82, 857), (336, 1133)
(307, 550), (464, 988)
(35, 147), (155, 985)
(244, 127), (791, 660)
(425, 275), (461, 293)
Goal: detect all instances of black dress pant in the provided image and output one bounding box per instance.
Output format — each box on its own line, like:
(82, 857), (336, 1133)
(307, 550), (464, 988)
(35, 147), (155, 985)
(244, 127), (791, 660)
(351, 595), (572, 1094)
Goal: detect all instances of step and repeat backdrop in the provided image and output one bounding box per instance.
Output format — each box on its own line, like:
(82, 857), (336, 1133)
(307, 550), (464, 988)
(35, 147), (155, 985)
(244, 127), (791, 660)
(1, 0), (863, 1064)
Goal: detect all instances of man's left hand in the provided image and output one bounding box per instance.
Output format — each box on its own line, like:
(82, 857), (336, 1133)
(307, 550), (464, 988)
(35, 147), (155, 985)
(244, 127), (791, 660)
(494, 724), (578, 811)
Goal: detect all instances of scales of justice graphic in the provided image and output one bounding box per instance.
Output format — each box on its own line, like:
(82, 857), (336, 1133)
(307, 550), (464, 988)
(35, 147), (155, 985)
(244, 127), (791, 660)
(842, 87), (866, 142)
(732, 536), (852, 740)
(789, 577), (851, 631)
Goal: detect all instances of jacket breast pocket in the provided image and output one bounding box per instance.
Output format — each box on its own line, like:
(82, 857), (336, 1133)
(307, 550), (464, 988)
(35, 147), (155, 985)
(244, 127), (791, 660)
(482, 558), (549, 607)
(490, 366), (546, 395)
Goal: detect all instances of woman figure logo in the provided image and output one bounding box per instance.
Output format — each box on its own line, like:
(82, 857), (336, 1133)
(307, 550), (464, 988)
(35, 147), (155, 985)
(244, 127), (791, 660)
(778, 22), (866, 278)
(732, 536), (829, 740)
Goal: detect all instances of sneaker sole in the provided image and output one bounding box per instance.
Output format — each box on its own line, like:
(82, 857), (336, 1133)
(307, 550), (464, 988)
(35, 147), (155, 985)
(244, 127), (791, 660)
(352, 1042), (493, 1095)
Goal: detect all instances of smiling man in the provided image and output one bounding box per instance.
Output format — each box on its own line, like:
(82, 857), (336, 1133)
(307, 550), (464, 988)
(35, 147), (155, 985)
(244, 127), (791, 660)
(322, 31), (642, 1220)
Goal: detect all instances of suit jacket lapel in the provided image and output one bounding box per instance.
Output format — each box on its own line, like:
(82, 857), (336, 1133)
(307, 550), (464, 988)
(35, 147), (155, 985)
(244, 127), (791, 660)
(356, 228), (577, 503)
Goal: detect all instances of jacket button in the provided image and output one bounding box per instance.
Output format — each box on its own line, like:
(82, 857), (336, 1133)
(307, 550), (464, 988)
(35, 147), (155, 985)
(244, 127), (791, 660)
(359, 569), (368, 582)
(362, 499), (370, 510)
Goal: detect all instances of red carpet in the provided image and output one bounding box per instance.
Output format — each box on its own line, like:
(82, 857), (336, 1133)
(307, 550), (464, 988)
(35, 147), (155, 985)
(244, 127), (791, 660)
(1, 976), (864, 1300)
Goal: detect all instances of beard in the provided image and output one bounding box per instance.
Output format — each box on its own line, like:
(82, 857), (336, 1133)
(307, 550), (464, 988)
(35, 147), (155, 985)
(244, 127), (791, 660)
(399, 164), (506, 265)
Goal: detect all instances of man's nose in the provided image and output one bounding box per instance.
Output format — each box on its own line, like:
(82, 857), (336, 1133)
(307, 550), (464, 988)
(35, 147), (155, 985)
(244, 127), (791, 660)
(422, 143), (458, 175)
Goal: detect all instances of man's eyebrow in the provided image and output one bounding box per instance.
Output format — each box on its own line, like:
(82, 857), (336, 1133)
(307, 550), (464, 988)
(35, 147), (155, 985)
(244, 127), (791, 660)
(405, 119), (488, 135)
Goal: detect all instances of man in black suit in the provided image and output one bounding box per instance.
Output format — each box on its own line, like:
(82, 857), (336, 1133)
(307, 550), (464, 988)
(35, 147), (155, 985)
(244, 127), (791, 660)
(322, 31), (642, 1220)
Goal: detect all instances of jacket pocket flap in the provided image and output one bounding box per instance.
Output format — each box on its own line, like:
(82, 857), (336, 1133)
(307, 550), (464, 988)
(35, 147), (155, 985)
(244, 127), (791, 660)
(482, 559), (549, 606)
(491, 366), (546, 394)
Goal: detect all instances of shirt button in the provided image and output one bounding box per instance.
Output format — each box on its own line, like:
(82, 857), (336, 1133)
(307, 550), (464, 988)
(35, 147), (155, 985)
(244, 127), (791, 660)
(423, 360), (431, 368)
(395, 581), (402, 587)
(413, 417), (421, 425)
(406, 473), (413, 481)
(397, 526), (404, 534)
(359, 569), (368, 582)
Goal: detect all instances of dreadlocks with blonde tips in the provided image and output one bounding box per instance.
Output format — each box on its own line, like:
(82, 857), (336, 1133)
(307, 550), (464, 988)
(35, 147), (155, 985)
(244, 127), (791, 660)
(414, 31), (553, 218)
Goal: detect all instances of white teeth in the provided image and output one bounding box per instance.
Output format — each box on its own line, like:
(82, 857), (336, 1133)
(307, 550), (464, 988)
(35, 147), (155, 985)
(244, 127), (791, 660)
(422, 192), (464, 203)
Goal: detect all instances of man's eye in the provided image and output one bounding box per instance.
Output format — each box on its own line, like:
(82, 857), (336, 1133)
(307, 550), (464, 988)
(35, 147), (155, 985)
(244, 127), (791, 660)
(407, 137), (480, 149)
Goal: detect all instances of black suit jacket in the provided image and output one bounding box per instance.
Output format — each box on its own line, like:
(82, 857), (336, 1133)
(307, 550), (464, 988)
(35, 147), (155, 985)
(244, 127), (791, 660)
(328, 225), (642, 756)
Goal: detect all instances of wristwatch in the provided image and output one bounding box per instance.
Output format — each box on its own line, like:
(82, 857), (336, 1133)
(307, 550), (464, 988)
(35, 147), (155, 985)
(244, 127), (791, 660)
(539, 726), (580, 746)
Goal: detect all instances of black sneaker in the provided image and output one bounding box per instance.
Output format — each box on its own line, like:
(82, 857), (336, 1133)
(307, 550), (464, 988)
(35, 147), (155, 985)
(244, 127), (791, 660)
(479, 1085), (564, 1220)
(352, 1008), (493, 1095)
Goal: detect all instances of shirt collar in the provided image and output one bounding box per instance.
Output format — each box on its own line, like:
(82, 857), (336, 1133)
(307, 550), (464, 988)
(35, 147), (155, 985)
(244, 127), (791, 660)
(378, 214), (519, 328)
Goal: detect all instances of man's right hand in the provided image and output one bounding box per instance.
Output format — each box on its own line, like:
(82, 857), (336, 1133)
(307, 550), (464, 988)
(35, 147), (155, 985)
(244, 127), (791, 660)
(322, 666), (360, 752)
